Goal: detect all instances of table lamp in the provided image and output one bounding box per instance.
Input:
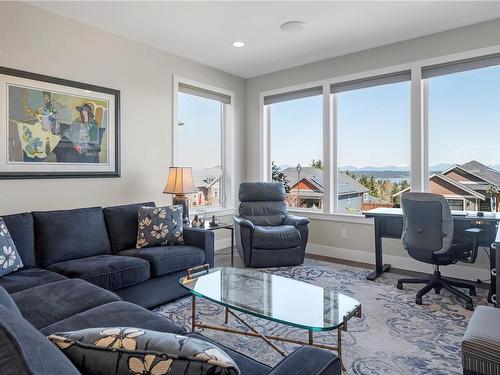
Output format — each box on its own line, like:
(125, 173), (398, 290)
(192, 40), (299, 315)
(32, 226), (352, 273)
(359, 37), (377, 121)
(163, 167), (198, 224)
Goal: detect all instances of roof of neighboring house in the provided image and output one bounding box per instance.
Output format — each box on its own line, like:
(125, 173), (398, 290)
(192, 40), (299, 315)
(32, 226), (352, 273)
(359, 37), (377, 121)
(194, 175), (221, 189)
(281, 166), (368, 196)
(393, 173), (486, 200)
(458, 160), (500, 187)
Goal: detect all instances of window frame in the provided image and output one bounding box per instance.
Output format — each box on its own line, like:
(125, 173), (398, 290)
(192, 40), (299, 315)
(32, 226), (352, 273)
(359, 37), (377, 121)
(173, 76), (235, 214)
(260, 45), (500, 223)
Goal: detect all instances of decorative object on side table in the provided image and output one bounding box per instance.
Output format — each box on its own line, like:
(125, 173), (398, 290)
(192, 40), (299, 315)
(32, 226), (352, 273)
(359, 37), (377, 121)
(209, 215), (221, 227)
(163, 167), (198, 224)
(191, 215), (200, 228)
(0, 66), (120, 179)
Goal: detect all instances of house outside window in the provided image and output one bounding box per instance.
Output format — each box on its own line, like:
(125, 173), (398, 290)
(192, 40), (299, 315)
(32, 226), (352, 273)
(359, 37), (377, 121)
(174, 78), (234, 211)
(266, 88), (323, 210)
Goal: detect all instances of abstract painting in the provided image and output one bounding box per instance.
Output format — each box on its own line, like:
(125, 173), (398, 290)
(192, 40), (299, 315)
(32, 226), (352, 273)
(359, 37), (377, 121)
(0, 67), (120, 178)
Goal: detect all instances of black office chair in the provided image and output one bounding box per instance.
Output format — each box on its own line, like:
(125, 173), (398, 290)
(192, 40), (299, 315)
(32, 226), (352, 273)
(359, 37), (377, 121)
(396, 192), (483, 310)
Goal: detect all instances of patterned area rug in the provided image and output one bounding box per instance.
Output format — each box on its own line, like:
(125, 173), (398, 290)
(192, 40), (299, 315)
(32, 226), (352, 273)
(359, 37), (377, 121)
(154, 259), (488, 374)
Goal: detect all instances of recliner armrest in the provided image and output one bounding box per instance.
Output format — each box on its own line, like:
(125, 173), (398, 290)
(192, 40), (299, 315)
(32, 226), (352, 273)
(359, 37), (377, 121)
(266, 347), (340, 375)
(182, 227), (215, 268)
(234, 216), (255, 231)
(283, 214), (310, 228)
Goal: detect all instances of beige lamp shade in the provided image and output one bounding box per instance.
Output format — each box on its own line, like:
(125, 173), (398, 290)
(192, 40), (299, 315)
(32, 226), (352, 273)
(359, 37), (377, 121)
(163, 167), (198, 194)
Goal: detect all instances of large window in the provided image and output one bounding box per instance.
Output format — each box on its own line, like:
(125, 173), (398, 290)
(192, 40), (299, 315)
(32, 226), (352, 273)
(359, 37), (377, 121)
(267, 89), (323, 210)
(262, 52), (500, 216)
(335, 75), (411, 214)
(426, 58), (500, 212)
(175, 81), (232, 210)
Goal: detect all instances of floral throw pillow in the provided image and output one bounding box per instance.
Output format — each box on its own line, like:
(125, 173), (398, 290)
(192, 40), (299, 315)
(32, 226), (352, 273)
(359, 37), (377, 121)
(136, 206), (184, 248)
(0, 218), (23, 277)
(48, 327), (240, 375)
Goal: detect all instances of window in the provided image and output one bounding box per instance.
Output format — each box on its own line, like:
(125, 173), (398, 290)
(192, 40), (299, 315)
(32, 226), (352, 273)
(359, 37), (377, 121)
(425, 56), (500, 212)
(334, 73), (411, 214)
(261, 51), (500, 217)
(175, 80), (232, 210)
(266, 88), (323, 210)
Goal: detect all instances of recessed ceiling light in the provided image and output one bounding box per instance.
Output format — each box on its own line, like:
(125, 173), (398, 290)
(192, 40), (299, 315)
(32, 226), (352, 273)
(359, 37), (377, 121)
(84, 90), (92, 93)
(232, 41), (245, 48)
(280, 20), (307, 32)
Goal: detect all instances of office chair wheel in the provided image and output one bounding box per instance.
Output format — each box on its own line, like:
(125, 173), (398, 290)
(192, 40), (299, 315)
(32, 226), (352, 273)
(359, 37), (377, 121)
(396, 281), (403, 290)
(415, 296), (423, 305)
(465, 302), (474, 311)
(434, 287), (441, 295)
(469, 288), (476, 296)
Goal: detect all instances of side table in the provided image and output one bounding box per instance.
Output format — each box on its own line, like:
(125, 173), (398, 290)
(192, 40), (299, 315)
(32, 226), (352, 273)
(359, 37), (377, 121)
(185, 222), (235, 267)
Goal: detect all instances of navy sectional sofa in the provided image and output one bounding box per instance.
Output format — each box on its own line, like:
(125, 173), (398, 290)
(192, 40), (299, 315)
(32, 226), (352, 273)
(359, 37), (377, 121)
(0, 202), (340, 375)
(0, 202), (214, 308)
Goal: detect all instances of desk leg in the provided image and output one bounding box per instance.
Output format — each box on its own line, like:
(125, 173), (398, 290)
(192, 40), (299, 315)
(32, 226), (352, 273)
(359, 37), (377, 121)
(230, 228), (234, 268)
(366, 218), (391, 281)
(494, 241), (499, 307)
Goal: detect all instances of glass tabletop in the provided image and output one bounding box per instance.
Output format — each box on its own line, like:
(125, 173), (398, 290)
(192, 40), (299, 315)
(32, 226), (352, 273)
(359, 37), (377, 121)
(179, 267), (361, 331)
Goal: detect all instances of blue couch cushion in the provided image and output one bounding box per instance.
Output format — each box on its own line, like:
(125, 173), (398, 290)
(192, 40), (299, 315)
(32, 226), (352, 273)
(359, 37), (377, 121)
(0, 305), (80, 375)
(0, 286), (20, 315)
(2, 213), (35, 268)
(12, 278), (121, 330)
(252, 225), (301, 249)
(48, 254), (150, 291)
(0, 268), (66, 294)
(118, 245), (205, 277)
(33, 207), (112, 267)
(103, 202), (155, 254)
(41, 301), (186, 336)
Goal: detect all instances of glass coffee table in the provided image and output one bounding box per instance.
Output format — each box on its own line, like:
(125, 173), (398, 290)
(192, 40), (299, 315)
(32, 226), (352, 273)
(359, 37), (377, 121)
(180, 265), (361, 371)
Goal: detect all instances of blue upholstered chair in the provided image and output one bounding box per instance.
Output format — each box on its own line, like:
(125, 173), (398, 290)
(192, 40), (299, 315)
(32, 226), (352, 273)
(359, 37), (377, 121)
(234, 182), (310, 268)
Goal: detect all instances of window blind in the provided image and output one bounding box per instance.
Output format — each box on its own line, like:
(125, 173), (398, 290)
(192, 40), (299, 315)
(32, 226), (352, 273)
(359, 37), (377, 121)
(263, 86), (323, 105)
(331, 70), (411, 94)
(422, 53), (500, 79)
(179, 83), (231, 104)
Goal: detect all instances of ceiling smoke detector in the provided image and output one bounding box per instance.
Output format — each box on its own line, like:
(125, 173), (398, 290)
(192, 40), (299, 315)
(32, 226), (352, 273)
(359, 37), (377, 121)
(280, 21), (307, 32)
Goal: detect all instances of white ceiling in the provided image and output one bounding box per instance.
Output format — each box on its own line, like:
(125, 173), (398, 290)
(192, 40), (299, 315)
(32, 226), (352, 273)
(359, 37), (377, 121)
(32, 1), (500, 78)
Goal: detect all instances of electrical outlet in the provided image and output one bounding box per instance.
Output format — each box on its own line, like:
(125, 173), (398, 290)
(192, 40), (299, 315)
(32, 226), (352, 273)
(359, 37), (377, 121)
(341, 229), (347, 240)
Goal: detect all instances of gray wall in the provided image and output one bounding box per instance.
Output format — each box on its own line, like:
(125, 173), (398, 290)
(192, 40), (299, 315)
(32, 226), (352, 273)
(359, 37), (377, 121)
(0, 2), (246, 245)
(245, 18), (500, 279)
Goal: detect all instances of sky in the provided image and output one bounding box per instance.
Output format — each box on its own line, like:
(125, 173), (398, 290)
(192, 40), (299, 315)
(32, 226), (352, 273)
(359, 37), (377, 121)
(176, 92), (221, 169)
(176, 65), (500, 172)
(270, 65), (500, 170)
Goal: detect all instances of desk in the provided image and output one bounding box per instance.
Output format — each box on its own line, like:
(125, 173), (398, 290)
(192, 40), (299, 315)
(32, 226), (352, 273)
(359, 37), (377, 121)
(364, 208), (500, 304)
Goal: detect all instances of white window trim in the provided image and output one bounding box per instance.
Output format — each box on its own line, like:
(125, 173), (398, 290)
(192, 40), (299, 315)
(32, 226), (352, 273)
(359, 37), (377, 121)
(260, 44), (500, 222)
(173, 75), (236, 214)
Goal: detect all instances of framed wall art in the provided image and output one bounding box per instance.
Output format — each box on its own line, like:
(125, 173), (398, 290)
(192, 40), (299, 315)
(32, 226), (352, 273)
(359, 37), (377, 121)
(0, 67), (120, 179)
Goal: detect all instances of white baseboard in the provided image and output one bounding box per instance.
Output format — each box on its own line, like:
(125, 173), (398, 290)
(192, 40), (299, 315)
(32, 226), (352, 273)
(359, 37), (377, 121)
(306, 243), (491, 282)
(215, 237), (232, 252)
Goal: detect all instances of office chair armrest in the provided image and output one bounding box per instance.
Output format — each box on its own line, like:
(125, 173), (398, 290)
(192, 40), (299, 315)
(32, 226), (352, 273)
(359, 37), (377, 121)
(465, 227), (484, 236)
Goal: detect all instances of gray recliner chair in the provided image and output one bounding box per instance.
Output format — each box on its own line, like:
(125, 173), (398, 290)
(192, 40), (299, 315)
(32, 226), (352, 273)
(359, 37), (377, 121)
(234, 182), (310, 268)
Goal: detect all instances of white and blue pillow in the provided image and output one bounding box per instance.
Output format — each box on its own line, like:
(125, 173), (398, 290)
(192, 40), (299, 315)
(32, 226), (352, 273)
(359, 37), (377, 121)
(0, 218), (23, 276)
(136, 206), (184, 249)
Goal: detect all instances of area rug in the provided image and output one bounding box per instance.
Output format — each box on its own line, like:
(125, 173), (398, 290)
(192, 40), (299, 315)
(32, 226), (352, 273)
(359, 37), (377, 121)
(154, 258), (489, 374)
